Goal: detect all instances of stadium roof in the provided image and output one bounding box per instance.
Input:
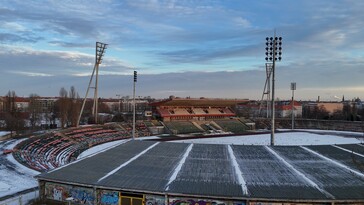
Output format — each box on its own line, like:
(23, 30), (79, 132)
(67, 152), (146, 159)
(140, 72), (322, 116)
(37, 140), (364, 201)
(149, 97), (249, 107)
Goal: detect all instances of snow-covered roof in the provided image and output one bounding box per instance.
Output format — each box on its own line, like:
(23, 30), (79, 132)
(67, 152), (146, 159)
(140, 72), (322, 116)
(37, 140), (364, 201)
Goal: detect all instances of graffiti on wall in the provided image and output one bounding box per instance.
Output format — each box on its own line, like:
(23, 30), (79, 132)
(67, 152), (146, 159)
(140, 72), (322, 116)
(69, 187), (95, 204)
(98, 190), (119, 205)
(44, 182), (95, 204)
(146, 194), (165, 205)
(169, 197), (243, 205)
(45, 182), (71, 201)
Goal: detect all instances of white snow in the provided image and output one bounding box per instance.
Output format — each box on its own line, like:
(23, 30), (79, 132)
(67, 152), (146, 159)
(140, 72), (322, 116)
(165, 144), (193, 191)
(0, 131), (10, 138)
(171, 132), (363, 145)
(227, 145), (248, 195)
(0, 139), (39, 198)
(97, 142), (160, 182)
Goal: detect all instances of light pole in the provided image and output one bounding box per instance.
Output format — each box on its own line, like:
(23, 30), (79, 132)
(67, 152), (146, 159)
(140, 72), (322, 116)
(291, 82), (296, 129)
(265, 36), (282, 146)
(132, 71), (137, 140)
(116, 94), (121, 113)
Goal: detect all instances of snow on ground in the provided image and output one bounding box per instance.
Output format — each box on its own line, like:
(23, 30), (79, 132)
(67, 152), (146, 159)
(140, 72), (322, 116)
(171, 131), (363, 145)
(0, 139), (39, 198)
(0, 131), (10, 139)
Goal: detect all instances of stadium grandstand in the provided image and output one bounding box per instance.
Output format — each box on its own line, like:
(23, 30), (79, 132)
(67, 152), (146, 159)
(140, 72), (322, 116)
(150, 96), (248, 121)
(36, 140), (364, 205)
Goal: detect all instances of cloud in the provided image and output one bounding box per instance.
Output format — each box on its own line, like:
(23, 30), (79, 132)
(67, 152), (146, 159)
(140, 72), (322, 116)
(0, 46), (133, 77)
(9, 71), (54, 77)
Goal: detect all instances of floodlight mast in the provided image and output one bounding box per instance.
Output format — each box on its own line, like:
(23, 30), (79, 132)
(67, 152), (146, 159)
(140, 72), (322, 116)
(77, 42), (108, 127)
(265, 35), (282, 146)
(291, 82), (296, 129)
(132, 71), (137, 140)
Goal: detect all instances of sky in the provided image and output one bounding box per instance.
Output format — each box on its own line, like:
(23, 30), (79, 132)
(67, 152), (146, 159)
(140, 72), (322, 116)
(0, 0), (364, 101)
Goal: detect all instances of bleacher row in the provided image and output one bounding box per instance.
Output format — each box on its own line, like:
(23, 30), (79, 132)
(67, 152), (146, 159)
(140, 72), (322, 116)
(158, 107), (235, 116)
(13, 119), (250, 172)
(161, 119), (250, 134)
(13, 126), (133, 172)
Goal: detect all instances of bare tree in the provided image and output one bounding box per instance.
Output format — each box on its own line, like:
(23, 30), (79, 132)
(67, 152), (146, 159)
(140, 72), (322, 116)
(68, 86), (81, 127)
(58, 87), (69, 128)
(28, 93), (41, 130)
(4, 91), (24, 135)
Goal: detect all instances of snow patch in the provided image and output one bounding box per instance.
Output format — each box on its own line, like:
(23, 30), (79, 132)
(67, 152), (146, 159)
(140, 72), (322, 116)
(172, 132), (362, 145)
(165, 144), (193, 191)
(227, 145), (248, 195)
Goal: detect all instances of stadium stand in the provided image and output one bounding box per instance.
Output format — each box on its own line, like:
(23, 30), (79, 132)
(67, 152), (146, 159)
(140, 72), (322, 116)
(214, 119), (249, 134)
(164, 121), (202, 134)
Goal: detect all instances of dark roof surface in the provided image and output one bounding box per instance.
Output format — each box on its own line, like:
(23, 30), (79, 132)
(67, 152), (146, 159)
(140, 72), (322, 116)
(149, 98), (249, 107)
(38, 140), (364, 201)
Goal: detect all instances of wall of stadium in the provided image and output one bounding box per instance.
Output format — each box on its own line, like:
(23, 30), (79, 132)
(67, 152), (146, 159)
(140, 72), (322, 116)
(39, 180), (359, 205)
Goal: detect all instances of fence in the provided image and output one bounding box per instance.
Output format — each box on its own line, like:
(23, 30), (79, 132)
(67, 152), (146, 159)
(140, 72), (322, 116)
(0, 187), (38, 205)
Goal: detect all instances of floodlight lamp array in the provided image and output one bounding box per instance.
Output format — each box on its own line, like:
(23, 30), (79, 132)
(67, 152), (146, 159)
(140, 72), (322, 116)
(96, 42), (108, 64)
(265, 37), (282, 62)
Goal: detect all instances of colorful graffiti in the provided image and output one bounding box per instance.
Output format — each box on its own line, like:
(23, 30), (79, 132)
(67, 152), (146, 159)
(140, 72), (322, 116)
(98, 190), (119, 205)
(44, 182), (95, 204)
(45, 182), (71, 201)
(69, 187), (95, 204)
(146, 194), (165, 205)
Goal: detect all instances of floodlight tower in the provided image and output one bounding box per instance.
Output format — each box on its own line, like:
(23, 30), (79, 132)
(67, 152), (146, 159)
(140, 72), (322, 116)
(77, 42), (108, 127)
(265, 36), (282, 146)
(259, 63), (273, 118)
(132, 71), (137, 140)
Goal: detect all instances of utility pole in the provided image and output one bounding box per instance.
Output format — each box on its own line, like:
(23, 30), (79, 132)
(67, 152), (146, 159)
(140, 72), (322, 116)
(132, 71), (137, 140)
(77, 42), (108, 127)
(116, 94), (121, 113)
(265, 35), (282, 146)
(291, 82), (296, 129)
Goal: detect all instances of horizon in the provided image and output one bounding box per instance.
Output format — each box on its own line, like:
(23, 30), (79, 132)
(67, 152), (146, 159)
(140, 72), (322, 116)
(1, 1), (364, 101)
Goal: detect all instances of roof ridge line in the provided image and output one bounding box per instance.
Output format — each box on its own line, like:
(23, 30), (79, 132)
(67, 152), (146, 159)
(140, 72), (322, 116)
(266, 146), (335, 199)
(165, 143), (193, 191)
(301, 146), (364, 179)
(97, 142), (160, 183)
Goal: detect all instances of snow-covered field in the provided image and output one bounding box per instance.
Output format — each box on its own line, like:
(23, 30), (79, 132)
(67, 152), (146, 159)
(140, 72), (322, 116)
(0, 139), (40, 199)
(0, 131), (10, 139)
(0, 130), (362, 202)
(172, 131), (363, 145)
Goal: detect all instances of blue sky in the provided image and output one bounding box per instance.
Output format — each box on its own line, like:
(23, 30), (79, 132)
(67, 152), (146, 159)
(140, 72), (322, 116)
(0, 0), (364, 100)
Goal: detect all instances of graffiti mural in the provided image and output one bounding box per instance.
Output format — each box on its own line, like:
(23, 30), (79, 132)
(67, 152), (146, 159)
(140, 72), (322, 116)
(69, 187), (95, 205)
(44, 182), (71, 201)
(98, 190), (119, 205)
(146, 194), (165, 205)
(44, 182), (95, 204)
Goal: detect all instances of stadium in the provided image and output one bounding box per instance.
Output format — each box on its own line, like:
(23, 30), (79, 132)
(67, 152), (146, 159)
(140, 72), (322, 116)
(1, 98), (361, 205)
